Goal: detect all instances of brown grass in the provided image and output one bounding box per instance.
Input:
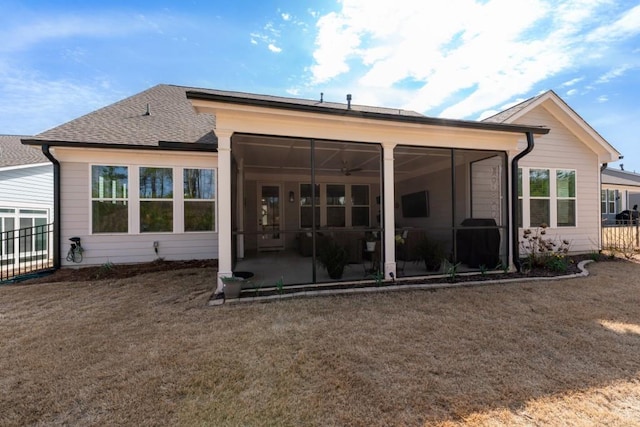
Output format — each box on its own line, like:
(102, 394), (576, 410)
(2, 260), (640, 426)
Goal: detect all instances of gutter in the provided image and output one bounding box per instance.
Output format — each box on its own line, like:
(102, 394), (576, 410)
(41, 145), (61, 271)
(511, 132), (535, 272)
(187, 91), (550, 136)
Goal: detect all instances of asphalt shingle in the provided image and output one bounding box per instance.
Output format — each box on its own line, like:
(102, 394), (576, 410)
(0, 135), (46, 168)
(32, 84), (218, 146)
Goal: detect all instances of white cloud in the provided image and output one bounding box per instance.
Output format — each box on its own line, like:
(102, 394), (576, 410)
(586, 4), (640, 42)
(597, 95), (609, 102)
(281, 13), (291, 21)
(566, 89), (578, 96)
(307, 0), (640, 118)
(596, 65), (632, 84)
(0, 13), (161, 53)
(561, 77), (584, 87)
(268, 44), (282, 53)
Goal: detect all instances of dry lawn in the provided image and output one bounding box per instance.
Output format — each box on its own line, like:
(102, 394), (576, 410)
(2, 260), (640, 426)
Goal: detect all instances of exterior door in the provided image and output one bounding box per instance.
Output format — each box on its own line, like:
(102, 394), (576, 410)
(258, 184), (283, 250)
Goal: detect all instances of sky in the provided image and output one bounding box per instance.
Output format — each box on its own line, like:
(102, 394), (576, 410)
(1, 0), (639, 171)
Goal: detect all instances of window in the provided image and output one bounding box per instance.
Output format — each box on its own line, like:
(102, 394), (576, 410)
(556, 170), (576, 226)
(299, 183), (370, 228)
(139, 167), (173, 232)
(518, 167), (576, 228)
(529, 169), (550, 227)
(601, 189), (618, 214)
(351, 185), (370, 227)
(326, 184), (346, 227)
(184, 168), (215, 231)
(0, 209), (16, 258)
(91, 166), (128, 233)
(91, 165), (216, 235)
(300, 184), (320, 228)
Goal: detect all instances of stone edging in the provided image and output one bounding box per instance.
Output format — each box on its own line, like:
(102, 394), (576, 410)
(211, 260), (594, 306)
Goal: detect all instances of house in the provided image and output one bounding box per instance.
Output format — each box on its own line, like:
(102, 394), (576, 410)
(601, 167), (640, 224)
(22, 85), (620, 293)
(1, 135), (54, 277)
(484, 90), (621, 253)
(0, 135), (53, 226)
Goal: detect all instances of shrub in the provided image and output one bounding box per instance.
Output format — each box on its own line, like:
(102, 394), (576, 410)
(520, 223), (570, 271)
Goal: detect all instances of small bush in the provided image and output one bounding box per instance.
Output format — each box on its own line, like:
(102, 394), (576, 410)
(520, 224), (570, 272)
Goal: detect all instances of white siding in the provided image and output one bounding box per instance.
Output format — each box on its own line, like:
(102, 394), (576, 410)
(0, 164), (53, 214)
(471, 156), (503, 224)
(515, 107), (601, 253)
(58, 149), (218, 267)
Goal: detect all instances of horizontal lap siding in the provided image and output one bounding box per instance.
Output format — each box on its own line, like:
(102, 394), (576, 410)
(516, 108), (601, 253)
(60, 157), (218, 267)
(0, 165), (53, 210)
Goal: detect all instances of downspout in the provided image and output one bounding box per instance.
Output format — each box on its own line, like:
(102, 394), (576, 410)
(42, 145), (61, 270)
(511, 132), (534, 272)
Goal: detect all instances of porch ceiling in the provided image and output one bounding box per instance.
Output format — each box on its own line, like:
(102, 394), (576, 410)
(233, 133), (503, 180)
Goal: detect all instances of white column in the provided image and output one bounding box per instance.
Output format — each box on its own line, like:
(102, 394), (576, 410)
(236, 157), (245, 259)
(216, 129), (234, 293)
(382, 142), (397, 280)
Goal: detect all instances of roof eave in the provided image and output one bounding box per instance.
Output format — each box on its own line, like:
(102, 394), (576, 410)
(186, 90), (549, 136)
(22, 139), (217, 152)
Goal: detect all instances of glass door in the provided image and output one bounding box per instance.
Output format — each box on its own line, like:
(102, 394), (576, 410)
(258, 184), (283, 250)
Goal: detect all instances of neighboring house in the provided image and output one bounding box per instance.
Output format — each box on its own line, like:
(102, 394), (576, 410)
(601, 167), (640, 224)
(0, 134), (54, 225)
(22, 85), (620, 292)
(0, 135), (53, 227)
(0, 135), (54, 277)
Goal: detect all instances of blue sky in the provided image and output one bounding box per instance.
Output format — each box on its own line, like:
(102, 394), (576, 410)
(1, 0), (639, 171)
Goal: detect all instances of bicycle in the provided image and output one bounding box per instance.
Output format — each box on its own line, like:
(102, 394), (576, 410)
(66, 237), (83, 263)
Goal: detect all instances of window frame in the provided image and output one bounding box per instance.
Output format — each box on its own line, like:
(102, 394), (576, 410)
(91, 165), (130, 234)
(299, 183), (371, 228)
(518, 167), (577, 228)
(601, 189), (618, 214)
(183, 168), (216, 232)
(89, 164), (217, 235)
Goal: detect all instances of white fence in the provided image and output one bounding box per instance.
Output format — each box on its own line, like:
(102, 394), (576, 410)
(602, 223), (640, 253)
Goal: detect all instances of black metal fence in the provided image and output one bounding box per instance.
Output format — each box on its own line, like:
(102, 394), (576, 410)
(1, 223), (54, 282)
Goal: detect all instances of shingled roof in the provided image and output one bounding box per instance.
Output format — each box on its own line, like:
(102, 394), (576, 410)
(26, 84), (218, 147)
(24, 84), (549, 151)
(482, 92), (547, 124)
(187, 86), (426, 117)
(602, 167), (640, 187)
(0, 135), (47, 168)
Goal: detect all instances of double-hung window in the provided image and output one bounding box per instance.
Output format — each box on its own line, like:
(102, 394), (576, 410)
(183, 168), (215, 232)
(299, 183), (370, 228)
(518, 167), (576, 228)
(601, 189), (618, 214)
(139, 167), (173, 233)
(91, 166), (129, 233)
(91, 165), (216, 234)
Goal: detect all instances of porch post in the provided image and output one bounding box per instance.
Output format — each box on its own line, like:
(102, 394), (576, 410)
(216, 129), (234, 293)
(382, 142), (397, 280)
(236, 157), (245, 260)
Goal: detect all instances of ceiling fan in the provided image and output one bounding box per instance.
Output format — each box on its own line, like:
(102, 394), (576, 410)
(340, 161), (362, 176)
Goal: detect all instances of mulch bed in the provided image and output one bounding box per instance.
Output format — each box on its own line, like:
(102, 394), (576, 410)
(17, 259), (217, 284)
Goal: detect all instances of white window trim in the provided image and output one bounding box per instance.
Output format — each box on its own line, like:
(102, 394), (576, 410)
(299, 183), (371, 228)
(601, 189), (618, 214)
(89, 164), (217, 235)
(519, 167), (577, 228)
